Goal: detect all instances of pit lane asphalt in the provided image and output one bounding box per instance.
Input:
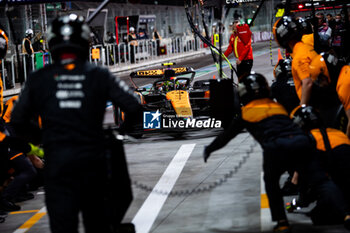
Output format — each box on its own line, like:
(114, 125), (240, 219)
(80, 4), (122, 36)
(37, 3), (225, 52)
(1, 42), (348, 233)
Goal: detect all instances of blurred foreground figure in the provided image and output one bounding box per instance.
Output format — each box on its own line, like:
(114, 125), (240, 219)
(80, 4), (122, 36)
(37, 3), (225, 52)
(11, 14), (141, 233)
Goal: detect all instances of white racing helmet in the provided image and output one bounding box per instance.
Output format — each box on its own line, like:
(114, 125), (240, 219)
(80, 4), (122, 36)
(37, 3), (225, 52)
(26, 29), (34, 37)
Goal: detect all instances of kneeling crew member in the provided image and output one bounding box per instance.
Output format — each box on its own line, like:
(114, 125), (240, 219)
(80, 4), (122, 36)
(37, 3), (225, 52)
(291, 105), (350, 229)
(204, 72), (313, 233)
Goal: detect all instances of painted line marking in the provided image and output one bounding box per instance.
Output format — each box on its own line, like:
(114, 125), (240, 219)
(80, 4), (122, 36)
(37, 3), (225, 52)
(132, 143), (196, 233)
(260, 172), (273, 232)
(13, 206), (46, 233)
(261, 193), (269, 209)
(10, 210), (40, 215)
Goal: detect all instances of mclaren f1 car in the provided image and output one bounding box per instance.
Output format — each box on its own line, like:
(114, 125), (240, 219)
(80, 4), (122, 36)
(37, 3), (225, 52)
(114, 63), (216, 136)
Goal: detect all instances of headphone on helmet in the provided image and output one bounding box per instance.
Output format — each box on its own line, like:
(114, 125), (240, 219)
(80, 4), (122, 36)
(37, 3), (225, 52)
(290, 105), (322, 130)
(273, 16), (307, 49)
(309, 52), (342, 87)
(47, 14), (90, 62)
(273, 59), (292, 81)
(237, 72), (270, 105)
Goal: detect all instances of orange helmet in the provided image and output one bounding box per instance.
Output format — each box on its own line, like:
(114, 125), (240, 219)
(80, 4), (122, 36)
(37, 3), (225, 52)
(0, 28), (8, 60)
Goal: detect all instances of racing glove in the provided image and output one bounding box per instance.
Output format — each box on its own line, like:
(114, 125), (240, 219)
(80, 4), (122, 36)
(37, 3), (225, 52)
(203, 146), (211, 163)
(27, 143), (44, 159)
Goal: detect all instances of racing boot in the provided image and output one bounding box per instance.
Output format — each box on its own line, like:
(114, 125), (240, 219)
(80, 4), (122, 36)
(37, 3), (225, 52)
(0, 210), (7, 223)
(273, 220), (291, 233)
(0, 198), (21, 211)
(115, 223), (136, 233)
(12, 192), (35, 203)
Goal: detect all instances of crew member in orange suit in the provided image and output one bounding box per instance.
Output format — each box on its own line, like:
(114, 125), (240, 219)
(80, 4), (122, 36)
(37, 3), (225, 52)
(336, 64), (350, 137)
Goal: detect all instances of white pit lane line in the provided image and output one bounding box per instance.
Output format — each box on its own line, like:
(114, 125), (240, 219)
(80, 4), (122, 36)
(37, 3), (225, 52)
(132, 143), (196, 233)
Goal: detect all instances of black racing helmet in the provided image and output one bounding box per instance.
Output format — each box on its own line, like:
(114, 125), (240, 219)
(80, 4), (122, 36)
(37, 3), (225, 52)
(47, 14), (90, 62)
(309, 52), (343, 87)
(273, 58), (292, 80)
(302, 16), (313, 35)
(238, 72), (270, 105)
(291, 105), (322, 130)
(273, 16), (307, 49)
(0, 28), (8, 60)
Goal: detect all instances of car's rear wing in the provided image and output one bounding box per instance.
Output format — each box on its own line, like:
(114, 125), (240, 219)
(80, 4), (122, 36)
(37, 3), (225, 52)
(130, 67), (195, 80)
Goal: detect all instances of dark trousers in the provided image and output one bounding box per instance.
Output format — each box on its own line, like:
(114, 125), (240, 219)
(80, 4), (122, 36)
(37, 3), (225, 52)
(2, 153), (37, 200)
(24, 54), (33, 78)
(262, 134), (312, 221)
(0, 145), (9, 184)
(328, 145), (350, 206)
(45, 142), (132, 233)
(2, 123), (37, 200)
(45, 156), (114, 233)
(130, 46), (136, 64)
(263, 149), (295, 221)
(237, 59), (253, 79)
(156, 40), (160, 56)
(303, 153), (349, 224)
(264, 142), (349, 222)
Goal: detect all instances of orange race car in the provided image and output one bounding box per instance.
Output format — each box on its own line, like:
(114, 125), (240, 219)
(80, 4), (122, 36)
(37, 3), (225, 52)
(114, 63), (219, 137)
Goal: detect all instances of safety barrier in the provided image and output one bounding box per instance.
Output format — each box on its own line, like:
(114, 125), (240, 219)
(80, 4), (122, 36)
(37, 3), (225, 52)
(88, 37), (205, 68)
(0, 52), (52, 91)
(0, 59), (6, 89)
(252, 31), (273, 43)
(1, 36), (212, 92)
